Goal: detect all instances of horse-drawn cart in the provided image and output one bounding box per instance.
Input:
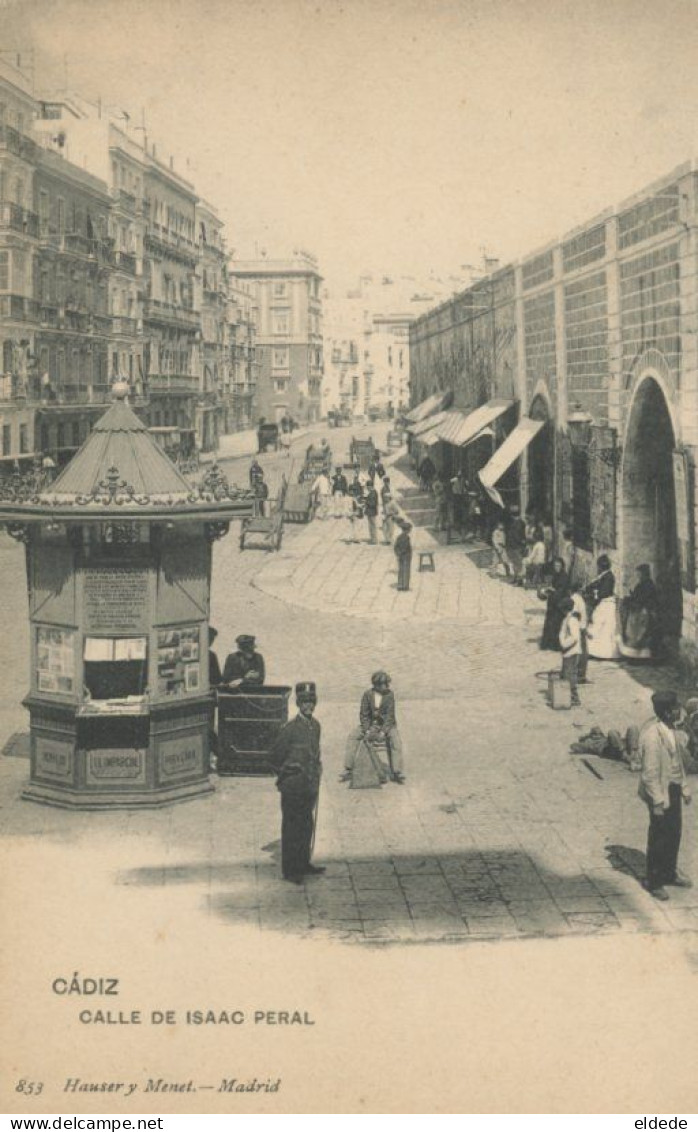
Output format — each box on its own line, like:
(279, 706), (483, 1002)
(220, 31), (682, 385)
(349, 435), (376, 471)
(239, 506), (284, 551)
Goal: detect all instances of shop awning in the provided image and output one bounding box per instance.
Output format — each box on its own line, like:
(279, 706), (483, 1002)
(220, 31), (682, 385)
(478, 417), (545, 508)
(451, 399), (513, 447)
(405, 390), (452, 425)
(434, 411), (470, 445)
(409, 410), (448, 438)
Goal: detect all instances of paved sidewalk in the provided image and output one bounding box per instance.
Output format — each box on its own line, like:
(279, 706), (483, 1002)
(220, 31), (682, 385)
(255, 455), (535, 625)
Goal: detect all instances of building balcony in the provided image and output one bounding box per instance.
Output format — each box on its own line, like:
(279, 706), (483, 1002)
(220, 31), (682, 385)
(147, 373), (199, 395)
(0, 124), (38, 162)
(114, 250), (138, 275)
(37, 304), (112, 335)
(203, 287), (226, 305)
(143, 298), (200, 332)
(113, 188), (137, 212)
(111, 315), (140, 337)
(0, 294), (39, 322)
(0, 202), (39, 238)
(144, 225), (197, 267)
(46, 385), (113, 406)
(38, 230), (116, 264)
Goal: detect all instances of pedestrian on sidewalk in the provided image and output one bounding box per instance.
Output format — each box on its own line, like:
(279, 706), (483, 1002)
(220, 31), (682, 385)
(382, 495), (400, 545)
(394, 520), (413, 591)
(638, 689), (692, 901)
(570, 582), (590, 683)
(273, 681), (325, 885)
(342, 671), (405, 785)
(374, 452), (386, 480)
(418, 455), (436, 492)
(312, 470), (331, 519)
(331, 465), (348, 518)
(433, 476), (448, 532)
(539, 557), (569, 650)
(380, 475), (392, 512)
(506, 505), (526, 585)
(524, 527), (546, 588)
(347, 472), (364, 542)
(491, 521), (511, 577)
(558, 597), (582, 706)
(364, 483), (379, 543)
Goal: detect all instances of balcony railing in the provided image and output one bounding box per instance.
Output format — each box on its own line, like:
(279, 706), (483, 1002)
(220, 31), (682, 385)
(114, 249), (138, 275)
(111, 315), (139, 336)
(115, 189), (137, 211)
(144, 224), (197, 265)
(147, 373), (199, 393)
(38, 230), (116, 264)
(38, 304), (112, 335)
(0, 124), (38, 162)
(54, 385), (113, 405)
(0, 202), (39, 238)
(143, 298), (200, 331)
(0, 294), (39, 322)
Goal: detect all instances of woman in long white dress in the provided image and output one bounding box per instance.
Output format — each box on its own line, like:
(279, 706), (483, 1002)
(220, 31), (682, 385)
(584, 554), (620, 660)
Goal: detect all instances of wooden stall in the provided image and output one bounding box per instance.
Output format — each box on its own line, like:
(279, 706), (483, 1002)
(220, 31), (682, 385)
(0, 383), (254, 809)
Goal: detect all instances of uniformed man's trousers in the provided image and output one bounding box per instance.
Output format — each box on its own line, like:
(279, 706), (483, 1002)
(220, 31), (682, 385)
(281, 792), (317, 879)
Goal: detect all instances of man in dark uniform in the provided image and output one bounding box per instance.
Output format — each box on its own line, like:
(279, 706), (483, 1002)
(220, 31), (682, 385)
(208, 626), (223, 688)
(222, 634), (265, 686)
(272, 682), (325, 884)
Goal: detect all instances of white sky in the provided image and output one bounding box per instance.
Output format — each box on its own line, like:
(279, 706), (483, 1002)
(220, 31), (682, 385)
(2, 0), (697, 295)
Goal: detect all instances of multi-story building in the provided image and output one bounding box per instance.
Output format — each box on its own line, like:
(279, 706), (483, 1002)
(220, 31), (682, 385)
(409, 160), (698, 652)
(225, 274), (259, 430)
(0, 55), (40, 467)
(32, 144), (115, 464)
(142, 152), (200, 448)
(195, 199), (227, 451)
(230, 252), (323, 425)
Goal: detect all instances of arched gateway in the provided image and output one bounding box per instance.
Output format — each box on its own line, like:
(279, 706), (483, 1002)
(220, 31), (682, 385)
(527, 394), (554, 520)
(621, 375), (683, 642)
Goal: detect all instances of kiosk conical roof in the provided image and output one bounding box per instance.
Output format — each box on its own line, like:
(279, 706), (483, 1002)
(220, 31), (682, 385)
(50, 386), (194, 500)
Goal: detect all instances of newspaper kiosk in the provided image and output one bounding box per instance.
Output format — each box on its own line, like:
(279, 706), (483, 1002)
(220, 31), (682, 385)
(0, 381), (254, 809)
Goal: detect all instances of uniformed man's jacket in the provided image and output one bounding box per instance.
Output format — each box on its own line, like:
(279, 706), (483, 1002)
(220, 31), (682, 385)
(360, 689), (397, 732)
(222, 650), (266, 685)
(394, 531), (412, 559)
(273, 714), (322, 797)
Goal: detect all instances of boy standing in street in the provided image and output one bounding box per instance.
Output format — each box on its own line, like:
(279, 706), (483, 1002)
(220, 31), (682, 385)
(558, 597), (582, 706)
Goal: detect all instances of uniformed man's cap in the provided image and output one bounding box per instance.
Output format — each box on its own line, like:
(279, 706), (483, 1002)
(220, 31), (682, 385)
(236, 634), (256, 648)
(652, 690), (679, 716)
(295, 681), (317, 701)
(371, 670), (391, 688)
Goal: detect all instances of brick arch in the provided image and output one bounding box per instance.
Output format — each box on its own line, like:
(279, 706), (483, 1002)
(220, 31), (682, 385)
(623, 350), (680, 443)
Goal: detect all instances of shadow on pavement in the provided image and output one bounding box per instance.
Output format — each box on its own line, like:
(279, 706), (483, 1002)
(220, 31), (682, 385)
(115, 847), (661, 944)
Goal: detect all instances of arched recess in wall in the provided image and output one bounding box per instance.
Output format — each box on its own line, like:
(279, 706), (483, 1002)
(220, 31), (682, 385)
(620, 369), (683, 642)
(526, 382), (554, 521)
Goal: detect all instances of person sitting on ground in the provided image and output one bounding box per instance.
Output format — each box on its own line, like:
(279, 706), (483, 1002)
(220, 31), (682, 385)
(342, 671), (405, 785)
(222, 634), (265, 687)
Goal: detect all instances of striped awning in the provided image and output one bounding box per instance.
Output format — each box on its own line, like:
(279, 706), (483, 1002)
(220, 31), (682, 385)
(451, 399), (513, 447)
(409, 410), (448, 438)
(405, 390), (452, 425)
(478, 417), (545, 508)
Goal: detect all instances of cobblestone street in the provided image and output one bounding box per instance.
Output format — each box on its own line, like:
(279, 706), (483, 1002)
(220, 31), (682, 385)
(1, 425), (696, 948)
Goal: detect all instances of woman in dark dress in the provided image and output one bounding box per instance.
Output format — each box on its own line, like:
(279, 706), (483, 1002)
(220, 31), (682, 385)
(620, 563), (659, 659)
(539, 557), (570, 650)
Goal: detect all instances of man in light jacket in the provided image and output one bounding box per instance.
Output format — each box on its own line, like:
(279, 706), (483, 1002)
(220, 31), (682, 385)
(638, 689), (692, 900)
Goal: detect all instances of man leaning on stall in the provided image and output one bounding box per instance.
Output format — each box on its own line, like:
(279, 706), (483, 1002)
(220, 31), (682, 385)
(272, 682), (325, 884)
(222, 634), (266, 687)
